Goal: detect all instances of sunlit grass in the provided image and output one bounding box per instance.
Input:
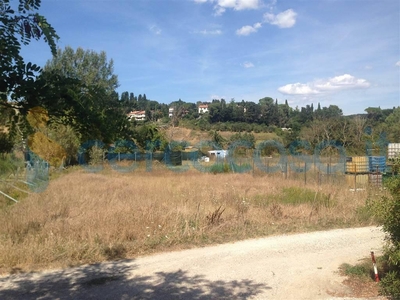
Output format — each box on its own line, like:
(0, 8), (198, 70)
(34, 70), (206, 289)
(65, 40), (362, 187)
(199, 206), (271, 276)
(0, 163), (379, 274)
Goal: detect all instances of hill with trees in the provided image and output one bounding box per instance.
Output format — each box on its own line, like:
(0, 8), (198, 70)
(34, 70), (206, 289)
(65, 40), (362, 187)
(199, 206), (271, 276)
(1, 0), (399, 163)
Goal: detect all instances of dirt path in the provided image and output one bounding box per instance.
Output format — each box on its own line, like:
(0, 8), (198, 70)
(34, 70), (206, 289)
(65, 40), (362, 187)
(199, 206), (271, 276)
(0, 226), (385, 300)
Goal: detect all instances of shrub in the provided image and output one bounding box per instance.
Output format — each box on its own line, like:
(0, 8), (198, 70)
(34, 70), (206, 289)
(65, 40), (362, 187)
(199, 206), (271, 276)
(209, 162), (230, 174)
(88, 144), (105, 166)
(376, 177), (400, 299)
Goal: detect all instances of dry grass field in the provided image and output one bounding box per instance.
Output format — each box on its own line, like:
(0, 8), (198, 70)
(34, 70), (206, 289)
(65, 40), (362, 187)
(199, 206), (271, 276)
(0, 162), (382, 275)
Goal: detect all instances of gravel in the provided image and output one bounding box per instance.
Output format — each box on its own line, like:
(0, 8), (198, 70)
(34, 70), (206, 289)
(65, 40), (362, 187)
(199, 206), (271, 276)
(0, 226), (386, 300)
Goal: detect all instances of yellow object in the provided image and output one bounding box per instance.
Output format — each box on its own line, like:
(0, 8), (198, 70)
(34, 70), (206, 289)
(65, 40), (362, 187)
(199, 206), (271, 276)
(346, 174), (368, 188)
(346, 156), (369, 173)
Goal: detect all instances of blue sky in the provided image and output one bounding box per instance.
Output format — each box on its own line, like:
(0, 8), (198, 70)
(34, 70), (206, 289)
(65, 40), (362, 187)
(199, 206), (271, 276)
(21, 0), (400, 115)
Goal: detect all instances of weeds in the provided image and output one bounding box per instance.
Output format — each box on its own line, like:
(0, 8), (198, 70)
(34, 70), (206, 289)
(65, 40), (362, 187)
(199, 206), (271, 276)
(340, 259), (374, 278)
(206, 205), (225, 226)
(0, 168), (380, 274)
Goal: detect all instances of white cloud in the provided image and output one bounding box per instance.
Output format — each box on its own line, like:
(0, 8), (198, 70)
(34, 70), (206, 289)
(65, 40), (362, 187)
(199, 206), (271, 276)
(314, 74), (370, 91)
(197, 29), (223, 35)
(278, 74), (370, 95)
(264, 9), (297, 28)
(149, 25), (161, 35)
(236, 22), (262, 36)
(243, 62), (254, 68)
(278, 83), (319, 95)
(195, 0), (261, 15)
(265, 0), (277, 11)
(396, 61), (400, 67)
(214, 6), (226, 16)
(216, 0), (261, 10)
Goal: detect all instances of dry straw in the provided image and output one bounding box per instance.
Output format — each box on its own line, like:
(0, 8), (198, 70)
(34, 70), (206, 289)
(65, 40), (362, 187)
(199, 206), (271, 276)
(0, 165), (380, 274)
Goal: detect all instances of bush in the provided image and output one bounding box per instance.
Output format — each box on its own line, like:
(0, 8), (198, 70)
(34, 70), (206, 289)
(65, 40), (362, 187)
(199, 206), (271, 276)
(209, 163), (230, 174)
(380, 269), (400, 299)
(89, 144), (105, 166)
(377, 177), (400, 299)
(0, 132), (14, 154)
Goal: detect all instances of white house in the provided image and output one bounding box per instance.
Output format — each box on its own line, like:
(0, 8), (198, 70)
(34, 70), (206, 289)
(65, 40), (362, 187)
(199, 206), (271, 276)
(168, 107), (174, 117)
(127, 110), (146, 121)
(198, 104), (209, 114)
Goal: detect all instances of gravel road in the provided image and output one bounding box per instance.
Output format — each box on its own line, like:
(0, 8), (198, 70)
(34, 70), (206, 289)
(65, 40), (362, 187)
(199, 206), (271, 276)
(0, 226), (386, 300)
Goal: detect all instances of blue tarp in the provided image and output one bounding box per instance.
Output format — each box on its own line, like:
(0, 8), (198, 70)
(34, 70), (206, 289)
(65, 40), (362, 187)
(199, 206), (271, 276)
(369, 156), (386, 173)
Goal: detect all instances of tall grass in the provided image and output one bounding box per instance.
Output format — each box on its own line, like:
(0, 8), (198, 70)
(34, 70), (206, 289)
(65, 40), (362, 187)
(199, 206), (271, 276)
(0, 165), (379, 274)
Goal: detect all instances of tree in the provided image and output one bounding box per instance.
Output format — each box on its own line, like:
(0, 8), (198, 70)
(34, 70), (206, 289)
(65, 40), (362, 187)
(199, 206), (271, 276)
(1, 0), (58, 134)
(43, 46), (118, 94)
(258, 97), (274, 125)
(120, 91), (129, 103)
(209, 100), (222, 123)
(383, 107), (400, 142)
(244, 102), (260, 124)
(209, 130), (226, 148)
(321, 105), (342, 119)
(349, 115), (367, 153)
(298, 104), (314, 125)
(277, 102), (290, 127)
(228, 132), (255, 149)
(314, 102), (323, 119)
(42, 47), (130, 143)
(133, 124), (167, 151)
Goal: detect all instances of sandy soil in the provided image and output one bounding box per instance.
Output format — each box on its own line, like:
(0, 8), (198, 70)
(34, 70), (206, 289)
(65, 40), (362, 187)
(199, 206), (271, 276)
(0, 226), (386, 300)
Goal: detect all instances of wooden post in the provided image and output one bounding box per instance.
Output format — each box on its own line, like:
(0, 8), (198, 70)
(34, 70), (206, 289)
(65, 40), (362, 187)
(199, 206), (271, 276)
(327, 163), (329, 185)
(354, 164), (357, 191)
(285, 162), (287, 179)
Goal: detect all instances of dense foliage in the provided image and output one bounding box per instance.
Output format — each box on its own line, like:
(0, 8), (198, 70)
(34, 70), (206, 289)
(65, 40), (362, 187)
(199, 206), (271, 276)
(374, 177), (400, 299)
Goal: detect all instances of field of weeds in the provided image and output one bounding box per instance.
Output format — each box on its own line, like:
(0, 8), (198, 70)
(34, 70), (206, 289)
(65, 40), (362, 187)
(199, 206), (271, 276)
(0, 163), (382, 274)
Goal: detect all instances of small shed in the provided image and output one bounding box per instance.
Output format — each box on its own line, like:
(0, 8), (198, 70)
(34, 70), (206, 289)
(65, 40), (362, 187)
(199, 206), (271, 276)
(208, 150), (228, 159)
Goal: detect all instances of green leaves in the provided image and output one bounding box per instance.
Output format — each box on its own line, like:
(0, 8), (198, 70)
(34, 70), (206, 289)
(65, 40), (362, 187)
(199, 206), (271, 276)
(44, 46), (119, 94)
(1, 0), (59, 120)
(18, 0), (41, 14)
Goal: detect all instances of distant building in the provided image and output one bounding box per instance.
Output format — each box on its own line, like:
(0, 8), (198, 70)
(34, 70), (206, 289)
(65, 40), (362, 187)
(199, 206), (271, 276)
(168, 107), (174, 118)
(127, 110), (146, 121)
(388, 143), (400, 159)
(208, 150), (228, 159)
(198, 104), (209, 114)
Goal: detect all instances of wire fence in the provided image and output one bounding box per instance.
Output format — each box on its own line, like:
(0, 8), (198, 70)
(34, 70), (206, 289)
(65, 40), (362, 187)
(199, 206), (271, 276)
(1, 149), (396, 201)
(102, 151), (394, 189)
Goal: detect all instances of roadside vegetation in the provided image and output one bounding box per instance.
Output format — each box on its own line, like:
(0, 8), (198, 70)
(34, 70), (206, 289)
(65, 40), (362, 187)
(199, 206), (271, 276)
(372, 176), (400, 299)
(338, 175), (400, 300)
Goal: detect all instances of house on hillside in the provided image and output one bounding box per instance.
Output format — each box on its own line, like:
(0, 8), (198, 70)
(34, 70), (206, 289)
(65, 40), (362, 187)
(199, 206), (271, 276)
(127, 110), (146, 121)
(198, 104), (209, 114)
